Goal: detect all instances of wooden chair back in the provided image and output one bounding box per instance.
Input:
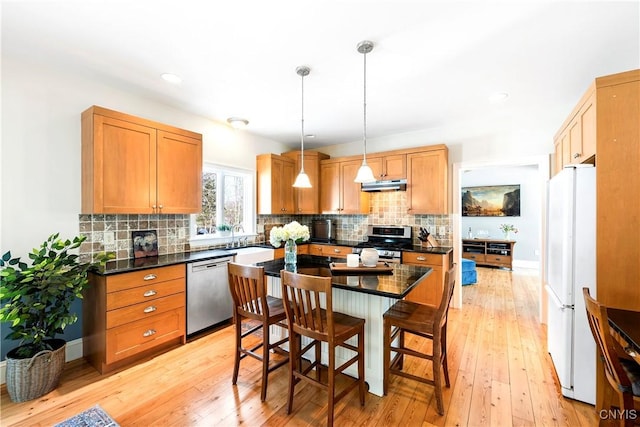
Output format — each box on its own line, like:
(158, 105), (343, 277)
(437, 265), (457, 331)
(280, 270), (333, 342)
(228, 262), (269, 320)
(582, 288), (635, 401)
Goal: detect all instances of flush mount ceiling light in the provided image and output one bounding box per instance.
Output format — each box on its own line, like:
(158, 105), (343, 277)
(293, 65), (312, 188)
(161, 73), (182, 84)
(489, 92), (509, 103)
(354, 40), (377, 184)
(226, 117), (249, 129)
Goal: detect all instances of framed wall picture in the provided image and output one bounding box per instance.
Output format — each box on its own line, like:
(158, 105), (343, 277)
(462, 184), (520, 217)
(132, 230), (158, 258)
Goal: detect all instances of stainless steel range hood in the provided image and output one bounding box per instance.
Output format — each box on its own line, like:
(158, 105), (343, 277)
(361, 179), (407, 192)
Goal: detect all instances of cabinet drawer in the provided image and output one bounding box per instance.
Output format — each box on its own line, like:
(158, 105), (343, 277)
(403, 252), (442, 266)
(106, 308), (185, 364)
(485, 255), (511, 265)
(308, 244), (324, 256)
(463, 253), (486, 263)
(106, 293), (185, 329)
(107, 278), (185, 310)
(323, 245), (350, 257)
(107, 264), (185, 293)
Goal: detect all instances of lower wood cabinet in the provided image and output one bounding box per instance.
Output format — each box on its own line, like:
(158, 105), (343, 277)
(307, 243), (351, 258)
(402, 251), (451, 306)
(83, 264), (186, 374)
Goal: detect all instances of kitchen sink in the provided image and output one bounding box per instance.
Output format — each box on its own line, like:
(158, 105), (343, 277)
(228, 246), (274, 264)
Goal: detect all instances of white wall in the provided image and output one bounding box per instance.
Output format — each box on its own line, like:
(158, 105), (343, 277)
(0, 56), (288, 258)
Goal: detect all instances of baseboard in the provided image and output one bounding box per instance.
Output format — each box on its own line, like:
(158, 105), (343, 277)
(0, 338), (83, 385)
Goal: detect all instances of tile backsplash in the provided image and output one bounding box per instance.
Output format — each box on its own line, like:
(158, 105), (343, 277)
(78, 214), (190, 263)
(80, 192), (451, 263)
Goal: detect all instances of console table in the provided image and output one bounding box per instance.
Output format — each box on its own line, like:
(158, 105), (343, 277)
(462, 238), (515, 270)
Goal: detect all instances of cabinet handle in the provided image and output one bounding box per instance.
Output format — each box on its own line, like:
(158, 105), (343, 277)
(143, 290), (157, 297)
(416, 256), (426, 261)
(158, 204), (163, 209)
(143, 274), (157, 281)
(143, 306), (157, 313)
(573, 153), (581, 159)
(334, 249), (341, 253)
(143, 329), (156, 337)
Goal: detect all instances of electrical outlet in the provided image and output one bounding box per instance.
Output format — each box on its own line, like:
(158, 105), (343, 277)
(178, 228), (186, 239)
(104, 231), (115, 245)
(438, 226), (446, 236)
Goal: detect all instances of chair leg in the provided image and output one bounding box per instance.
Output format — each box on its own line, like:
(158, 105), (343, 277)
(433, 341), (444, 415)
(315, 338), (322, 382)
(287, 332), (299, 415)
(327, 343), (336, 427)
(442, 329), (450, 387)
(232, 315), (241, 385)
(383, 318), (390, 395)
(358, 328), (366, 406)
(398, 329), (405, 370)
(260, 321), (270, 402)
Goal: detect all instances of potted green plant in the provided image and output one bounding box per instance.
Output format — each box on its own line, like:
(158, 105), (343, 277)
(217, 223), (232, 236)
(0, 233), (110, 402)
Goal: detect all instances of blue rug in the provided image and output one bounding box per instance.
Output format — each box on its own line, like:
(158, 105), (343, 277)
(54, 405), (119, 427)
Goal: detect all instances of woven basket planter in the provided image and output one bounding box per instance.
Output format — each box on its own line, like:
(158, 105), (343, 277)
(5, 339), (66, 403)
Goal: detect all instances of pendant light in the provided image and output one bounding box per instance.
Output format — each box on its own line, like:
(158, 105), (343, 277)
(354, 40), (377, 184)
(293, 65), (312, 188)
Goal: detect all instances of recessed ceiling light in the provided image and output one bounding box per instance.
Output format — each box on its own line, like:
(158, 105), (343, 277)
(305, 134), (316, 139)
(489, 92), (509, 103)
(227, 117), (249, 129)
(161, 73), (182, 84)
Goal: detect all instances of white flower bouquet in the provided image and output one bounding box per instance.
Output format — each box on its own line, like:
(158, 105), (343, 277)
(269, 221), (310, 247)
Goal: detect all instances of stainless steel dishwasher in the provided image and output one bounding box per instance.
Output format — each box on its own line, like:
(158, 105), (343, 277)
(186, 256), (233, 336)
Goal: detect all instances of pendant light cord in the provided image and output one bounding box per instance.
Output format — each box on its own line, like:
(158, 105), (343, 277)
(300, 69), (305, 172)
(362, 49), (368, 165)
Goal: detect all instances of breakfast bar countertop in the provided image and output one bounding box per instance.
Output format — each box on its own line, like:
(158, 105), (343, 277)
(257, 254), (433, 299)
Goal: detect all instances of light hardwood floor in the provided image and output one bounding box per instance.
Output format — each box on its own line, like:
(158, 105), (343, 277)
(1, 267), (598, 426)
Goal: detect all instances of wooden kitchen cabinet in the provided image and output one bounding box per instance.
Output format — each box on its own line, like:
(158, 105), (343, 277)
(402, 251), (451, 306)
(83, 264), (187, 374)
(406, 145), (449, 214)
(320, 158), (370, 214)
(368, 153), (407, 180)
(282, 150), (330, 214)
(257, 154), (295, 214)
(81, 106), (202, 214)
(307, 243), (351, 257)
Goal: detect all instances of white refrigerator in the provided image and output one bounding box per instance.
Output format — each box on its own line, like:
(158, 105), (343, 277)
(545, 165), (596, 405)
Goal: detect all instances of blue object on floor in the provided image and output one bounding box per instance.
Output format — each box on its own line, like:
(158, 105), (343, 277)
(461, 258), (477, 286)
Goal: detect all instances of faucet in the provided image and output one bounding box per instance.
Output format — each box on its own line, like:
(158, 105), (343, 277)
(229, 224), (244, 248)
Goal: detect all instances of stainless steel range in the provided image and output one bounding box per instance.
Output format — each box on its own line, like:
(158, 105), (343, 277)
(352, 225), (413, 263)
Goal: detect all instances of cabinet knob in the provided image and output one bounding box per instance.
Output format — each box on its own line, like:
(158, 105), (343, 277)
(158, 204), (163, 209)
(143, 305), (157, 313)
(143, 274), (157, 281)
(417, 256), (426, 261)
(573, 153), (581, 159)
(143, 329), (157, 337)
(143, 290), (158, 297)
(334, 249), (341, 253)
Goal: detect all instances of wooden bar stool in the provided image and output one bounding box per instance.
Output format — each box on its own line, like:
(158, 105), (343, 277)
(227, 262), (289, 401)
(280, 270), (366, 427)
(383, 265), (456, 415)
(583, 288), (640, 427)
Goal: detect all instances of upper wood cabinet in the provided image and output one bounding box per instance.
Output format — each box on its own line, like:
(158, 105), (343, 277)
(553, 88), (597, 175)
(406, 145), (449, 214)
(282, 150), (329, 214)
(368, 154), (407, 180)
(257, 154), (295, 214)
(320, 158), (370, 214)
(81, 106), (202, 214)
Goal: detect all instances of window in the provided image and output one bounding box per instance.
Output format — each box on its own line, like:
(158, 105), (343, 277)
(193, 164), (254, 237)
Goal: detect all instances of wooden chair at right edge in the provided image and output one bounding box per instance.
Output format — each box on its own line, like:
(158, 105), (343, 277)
(583, 288), (640, 427)
(383, 264), (456, 416)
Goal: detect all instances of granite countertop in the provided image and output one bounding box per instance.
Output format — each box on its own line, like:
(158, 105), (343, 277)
(94, 249), (237, 275)
(408, 245), (453, 255)
(257, 255), (433, 299)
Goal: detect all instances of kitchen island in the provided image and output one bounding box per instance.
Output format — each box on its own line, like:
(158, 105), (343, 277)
(257, 255), (433, 396)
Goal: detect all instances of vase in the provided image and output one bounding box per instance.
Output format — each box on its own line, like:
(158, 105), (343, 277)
(503, 231), (511, 240)
(360, 248), (379, 267)
(284, 239), (297, 267)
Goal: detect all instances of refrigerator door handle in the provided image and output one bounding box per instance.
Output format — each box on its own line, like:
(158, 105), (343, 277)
(545, 285), (574, 310)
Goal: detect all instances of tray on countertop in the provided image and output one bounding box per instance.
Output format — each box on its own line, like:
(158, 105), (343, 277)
(329, 262), (394, 274)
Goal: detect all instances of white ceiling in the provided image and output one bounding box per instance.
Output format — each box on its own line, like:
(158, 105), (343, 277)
(2, 0), (639, 150)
